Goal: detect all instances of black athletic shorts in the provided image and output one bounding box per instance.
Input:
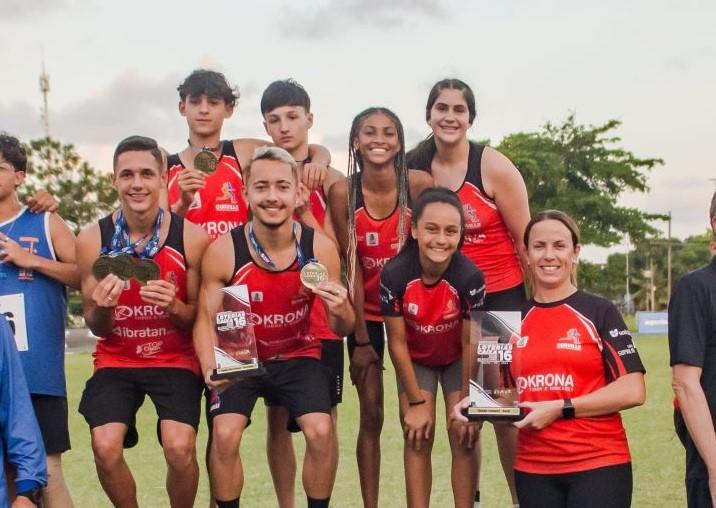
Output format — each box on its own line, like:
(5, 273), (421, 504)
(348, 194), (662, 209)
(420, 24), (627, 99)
(31, 394), (71, 455)
(79, 367), (203, 444)
(347, 320), (385, 360)
(515, 463), (633, 508)
(209, 358), (332, 428)
(483, 283), (526, 312)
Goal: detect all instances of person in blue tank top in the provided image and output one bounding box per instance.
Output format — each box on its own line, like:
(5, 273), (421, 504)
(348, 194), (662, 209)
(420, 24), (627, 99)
(0, 133), (79, 507)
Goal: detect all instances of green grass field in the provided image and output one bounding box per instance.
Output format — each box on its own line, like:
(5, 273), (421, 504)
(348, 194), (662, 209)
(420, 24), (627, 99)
(62, 336), (684, 507)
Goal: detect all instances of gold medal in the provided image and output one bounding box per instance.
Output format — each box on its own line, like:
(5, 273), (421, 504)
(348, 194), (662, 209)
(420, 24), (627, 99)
(194, 150), (218, 174)
(300, 262), (329, 290)
(111, 254), (135, 281)
(92, 256), (113, 280)
(134, 259), (160, 285)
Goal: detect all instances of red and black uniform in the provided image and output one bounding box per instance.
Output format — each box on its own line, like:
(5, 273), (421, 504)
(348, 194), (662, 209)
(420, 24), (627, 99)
(512, 291), (644, 508)
(456, 143), (523, 299)
(380, 243), (485, 368)
(209, 224), (332, 423)
(79, 212), (203, 436)
(167, 141), (248, 240)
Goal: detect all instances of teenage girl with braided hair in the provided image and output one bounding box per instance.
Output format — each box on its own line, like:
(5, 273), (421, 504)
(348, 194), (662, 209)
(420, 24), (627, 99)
(407, 79), (530, 507)
(328, 107), (432, 508)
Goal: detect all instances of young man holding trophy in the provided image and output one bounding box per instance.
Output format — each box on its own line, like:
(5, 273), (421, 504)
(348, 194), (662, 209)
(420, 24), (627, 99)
(76, 135), (210, 508)
(194, 146), (354, 508)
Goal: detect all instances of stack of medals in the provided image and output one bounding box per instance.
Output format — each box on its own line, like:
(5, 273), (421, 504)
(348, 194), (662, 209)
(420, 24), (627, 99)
(91, 209), (163, 285)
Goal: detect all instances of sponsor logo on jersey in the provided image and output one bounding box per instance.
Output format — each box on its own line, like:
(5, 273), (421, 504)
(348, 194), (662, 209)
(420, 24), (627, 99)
(361, 256), (391, 271)
(618, 343), (637, 357)
(112, 326), (168, 339)
(443, 297), (460, 318)
(408, 302), (419, 315)
(248, 304), (310, 328)
(135, 340), (164, 357)
(516, 373), (574, 392)
(189, 192), (202, 211)
(516, 335), (529, 348)
(114, 304), (168, 321)
(250, 291), (263, 302)
(556, 328), (582, 351)
(408, 318), (459, 336)
(609, 328), (631, 338)
(216, 182), (240, 211)
(366, 232), (379, 246)
(463, 204), (481, 228)
(205, 220), (240, 238)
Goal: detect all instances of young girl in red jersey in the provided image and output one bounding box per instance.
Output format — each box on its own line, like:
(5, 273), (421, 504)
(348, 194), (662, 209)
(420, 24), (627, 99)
(380, 187), (485, 508)
(329, 107), (432, 508)
(407, 78), (530, 506)
(455, 210), (646, 508)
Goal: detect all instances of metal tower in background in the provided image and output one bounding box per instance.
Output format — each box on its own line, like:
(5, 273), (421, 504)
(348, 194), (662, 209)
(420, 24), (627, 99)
(39, 60), (51, 138)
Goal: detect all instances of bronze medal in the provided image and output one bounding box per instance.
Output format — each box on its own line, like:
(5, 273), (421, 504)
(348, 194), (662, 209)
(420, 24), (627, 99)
(194, 150), (218, 174)
(300, 262), (329, 290)
(134, 259), (160, 285)
(111, 254), (136, 281)
(92, 256), (113, 280)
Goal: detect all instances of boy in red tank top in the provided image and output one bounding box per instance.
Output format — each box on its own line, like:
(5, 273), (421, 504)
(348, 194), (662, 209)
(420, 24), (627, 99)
(259, 79), (346, 507)
(76, 136), (210, 508)
(194, 147), (354, 508)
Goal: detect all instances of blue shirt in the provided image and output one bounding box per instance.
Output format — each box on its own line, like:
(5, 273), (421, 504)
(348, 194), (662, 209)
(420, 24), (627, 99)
(0, 208), (67, 396)
(0, 317), (47, 505)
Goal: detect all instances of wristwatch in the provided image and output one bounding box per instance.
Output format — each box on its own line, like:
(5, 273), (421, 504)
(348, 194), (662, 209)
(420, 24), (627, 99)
(562, 398), (575, 419)
(17, 486), (43, 506)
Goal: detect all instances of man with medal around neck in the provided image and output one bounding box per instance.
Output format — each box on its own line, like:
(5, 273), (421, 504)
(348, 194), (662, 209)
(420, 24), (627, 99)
(0, 133), (79, 507)
(76, 135), (209, 508)
(194, 146), (355, 508)
(165, 69), (331, 241)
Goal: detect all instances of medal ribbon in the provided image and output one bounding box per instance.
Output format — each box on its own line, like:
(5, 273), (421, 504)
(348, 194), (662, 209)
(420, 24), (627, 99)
(101, 208), (164, 259)
(248, 221), (314, 269)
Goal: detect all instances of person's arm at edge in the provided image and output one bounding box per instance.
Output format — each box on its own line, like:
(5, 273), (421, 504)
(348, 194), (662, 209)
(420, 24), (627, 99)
(0, 321), (47, 495)
(482, 147), (531, 270)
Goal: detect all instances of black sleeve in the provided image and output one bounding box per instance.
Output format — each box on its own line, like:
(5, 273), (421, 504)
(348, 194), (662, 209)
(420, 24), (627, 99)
(598, 302), (646, 382)
(379, 267), (404, 317)
(669, 273), (710, 368)
(460, 268), (486, 318)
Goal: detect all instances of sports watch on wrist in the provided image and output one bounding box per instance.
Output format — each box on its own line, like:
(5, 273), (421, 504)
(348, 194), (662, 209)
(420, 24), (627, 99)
(562, 398), (575, 419)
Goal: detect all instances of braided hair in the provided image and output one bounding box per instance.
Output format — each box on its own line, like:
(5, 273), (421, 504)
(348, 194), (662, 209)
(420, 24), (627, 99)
(345, 107), (410, 298)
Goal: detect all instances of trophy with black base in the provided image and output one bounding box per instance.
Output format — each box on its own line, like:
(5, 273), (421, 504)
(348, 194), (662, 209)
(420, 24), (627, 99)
(464, 310), (524, 421)
(210, 284), (265, 381)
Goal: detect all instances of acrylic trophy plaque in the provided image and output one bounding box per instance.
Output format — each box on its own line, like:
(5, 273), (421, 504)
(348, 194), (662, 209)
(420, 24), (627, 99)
(210, 284), (265, 381)
(464, 310), (524, 421)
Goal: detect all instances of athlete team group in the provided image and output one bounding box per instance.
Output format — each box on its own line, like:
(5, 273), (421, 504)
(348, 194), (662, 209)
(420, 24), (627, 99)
(0, 69), (712, 508)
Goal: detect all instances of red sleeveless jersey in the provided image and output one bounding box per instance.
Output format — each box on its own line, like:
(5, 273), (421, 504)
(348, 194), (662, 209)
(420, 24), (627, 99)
(458, 143), (523, 293)
(229, 224), (321, 361)
(381, 245), (485, 367)
(354, 176), (410, 321)
(167, 140), (248, 240)
(513, 291), (645, 474)
(93, 213), (200, 374)
(303, 187), (339, 341)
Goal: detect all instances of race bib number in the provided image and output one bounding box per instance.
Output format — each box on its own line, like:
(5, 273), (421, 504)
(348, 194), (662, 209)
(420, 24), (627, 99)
(0, 293), (28, 351)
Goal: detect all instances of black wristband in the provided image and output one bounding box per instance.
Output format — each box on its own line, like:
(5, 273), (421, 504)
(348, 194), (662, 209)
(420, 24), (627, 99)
(354, 341), (372, 347)
(409, 399), (426, 406)
(562, 398), (575, 419)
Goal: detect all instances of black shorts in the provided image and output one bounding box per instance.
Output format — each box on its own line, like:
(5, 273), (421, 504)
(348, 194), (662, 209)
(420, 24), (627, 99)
(79, 367), (203, 441)
(347, 320), (385, 360)
(515, 463), (632, 508)
(321, 339), (344, 406)
(483, 283), (526, 311)
(31, 394), (70, 455)
(209, 358), (332, 427)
